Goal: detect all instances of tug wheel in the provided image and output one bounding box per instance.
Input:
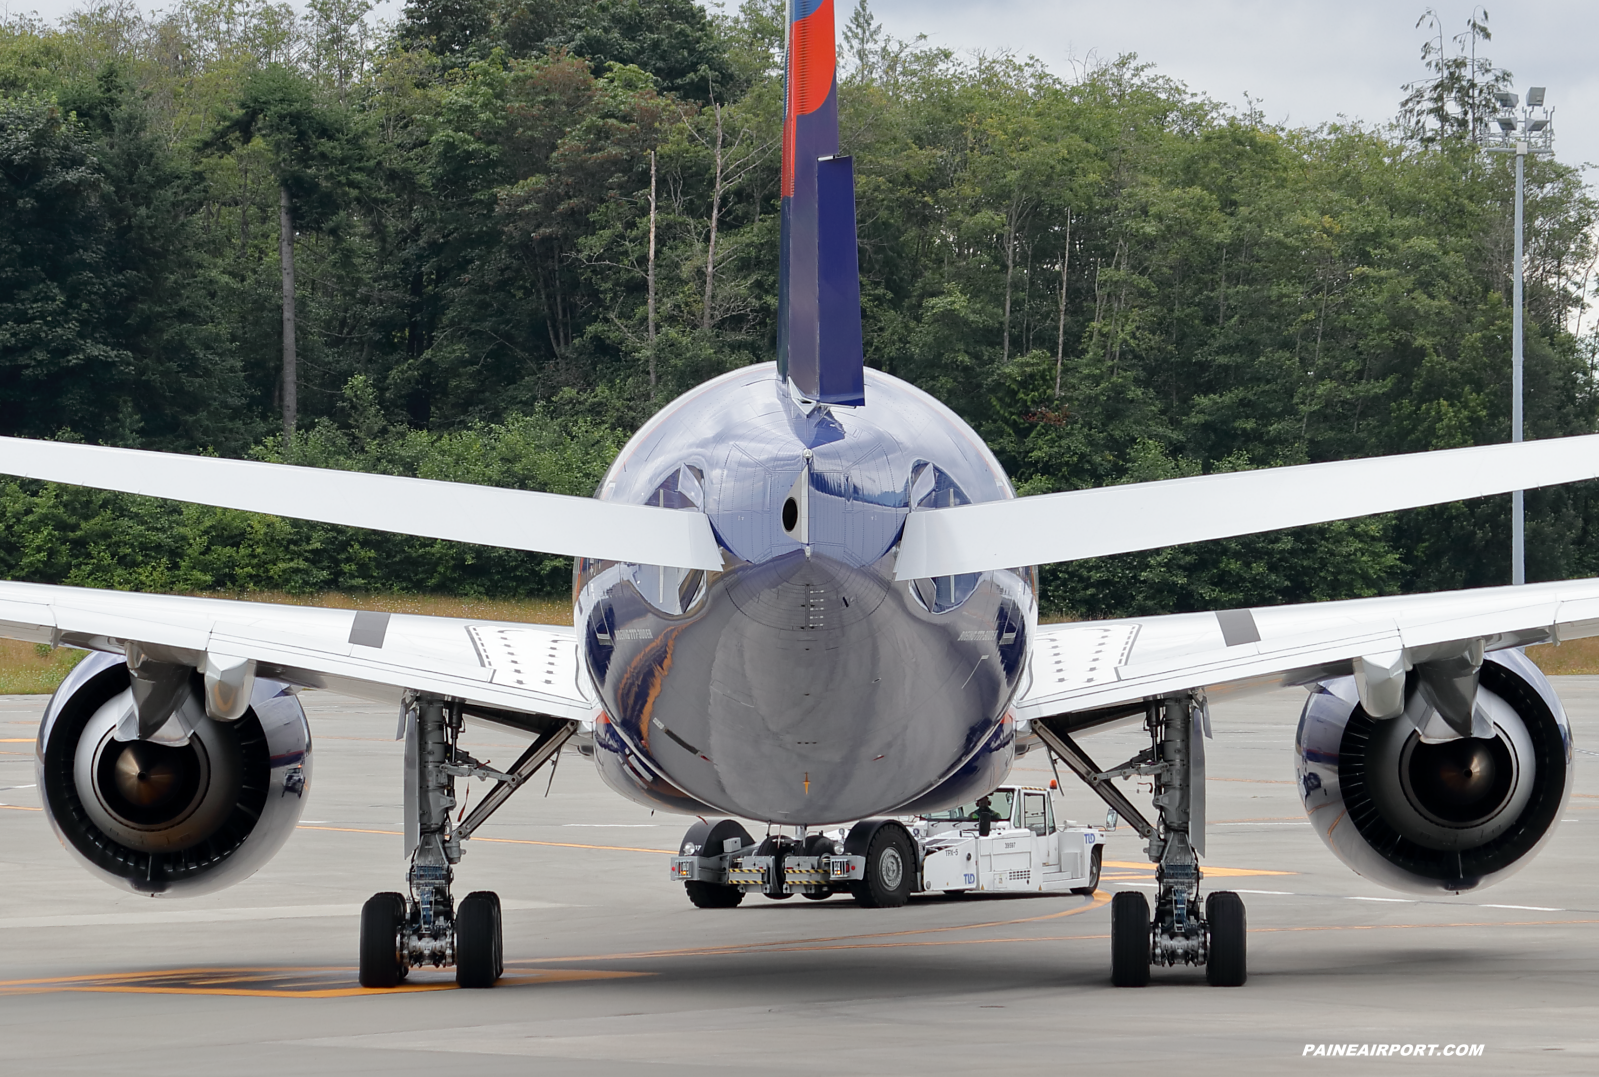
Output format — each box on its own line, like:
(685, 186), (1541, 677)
(685, 880), (745, 908)
(799, 834), (836, 898)
(1072, 846), (1103, 895)
(846, 821), (914, 908)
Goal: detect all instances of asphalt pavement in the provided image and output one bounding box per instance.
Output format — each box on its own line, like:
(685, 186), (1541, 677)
(2, 680), (1596, 1075)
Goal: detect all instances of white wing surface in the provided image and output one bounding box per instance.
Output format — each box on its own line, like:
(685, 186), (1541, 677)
(0, 437), (721, 571)
(897, 434), (1599, 579)
(0, 582), (593, 720)
(1015, 576), (1599, 721)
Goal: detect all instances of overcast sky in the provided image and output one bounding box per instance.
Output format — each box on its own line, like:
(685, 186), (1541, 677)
(866, 1), (1599, 173)
(7, 0), (1597, 174)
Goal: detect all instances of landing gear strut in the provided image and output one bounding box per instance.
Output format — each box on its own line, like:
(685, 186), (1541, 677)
(1039, 692), (1246, 987)
(358, 694), (572, 989)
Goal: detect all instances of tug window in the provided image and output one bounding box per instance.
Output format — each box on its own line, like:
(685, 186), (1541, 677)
(1022, 792), (1049, 837)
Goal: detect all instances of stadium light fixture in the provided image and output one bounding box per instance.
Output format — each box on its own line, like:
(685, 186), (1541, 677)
(1483, 87), (1556, 586)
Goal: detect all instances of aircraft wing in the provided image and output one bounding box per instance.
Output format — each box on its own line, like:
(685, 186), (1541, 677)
(1014, 576), (1599, 723)
(0, 581), (593, 722)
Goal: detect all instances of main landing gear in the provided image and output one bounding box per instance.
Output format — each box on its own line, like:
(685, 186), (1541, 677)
(358, 694), (573, 989)
(1039, 692), (1246, 987)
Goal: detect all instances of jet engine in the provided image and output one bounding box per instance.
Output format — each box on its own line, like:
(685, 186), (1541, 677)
(1297, 648), (1571, 894)
(36, 650), (312, 896)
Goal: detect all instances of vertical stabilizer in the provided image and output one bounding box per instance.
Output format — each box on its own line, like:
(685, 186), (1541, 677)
(777, 0), (865, 406)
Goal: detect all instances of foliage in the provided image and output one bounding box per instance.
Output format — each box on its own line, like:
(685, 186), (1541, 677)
(0, 377), (620, 596)
(0, 2), (1597, 613)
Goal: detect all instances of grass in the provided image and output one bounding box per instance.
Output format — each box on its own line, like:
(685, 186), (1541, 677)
(0, 639), (92, 695)
(1523, 637), (1599, 675)
(196, 590), (574, 625)
(0, 592), (1594, 695)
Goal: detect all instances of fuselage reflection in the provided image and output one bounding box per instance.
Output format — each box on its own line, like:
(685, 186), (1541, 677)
(575, 365), (1036, 824)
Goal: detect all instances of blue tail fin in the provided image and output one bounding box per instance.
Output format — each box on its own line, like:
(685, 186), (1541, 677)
(776, 0), (865, 406)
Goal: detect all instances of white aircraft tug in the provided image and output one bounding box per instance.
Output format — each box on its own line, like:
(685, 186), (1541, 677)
(670, 785), (1105, 907)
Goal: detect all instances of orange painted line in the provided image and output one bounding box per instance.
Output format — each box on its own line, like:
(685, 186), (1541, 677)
(1210, 816), (1305, 823)
(1253, 919), (1599, 934)
(0, 968), (646, 998)
(297, 824), (402, 835)
(1103, 860), (1294, 877)
(529, 891), (1113, 963)
(0, 738), (33, 743)
(294, 823), (675, 855)
(618, 932), (1114, 959)
(476, 836), (675, 855)
(0, 804), (40, 812)
(0, 966), (345, 988)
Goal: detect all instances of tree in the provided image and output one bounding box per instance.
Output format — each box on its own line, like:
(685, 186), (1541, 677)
(205, 64), (364, 440)
(306, 0), (373, 104)
(0, 94), (128, 438)
(1399, 7), (1510, 146)
(519, 0), (736, 101)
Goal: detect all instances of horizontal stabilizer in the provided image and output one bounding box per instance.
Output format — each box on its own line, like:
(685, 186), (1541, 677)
(896, 434), (1599, 579)
(0, 438), (723, 570)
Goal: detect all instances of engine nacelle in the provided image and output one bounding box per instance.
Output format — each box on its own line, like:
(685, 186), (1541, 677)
(36, 650), (312, 896)
(1297, 648), (1571, 894)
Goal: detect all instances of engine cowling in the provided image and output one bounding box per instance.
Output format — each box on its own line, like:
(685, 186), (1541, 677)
(1297, 648), (1571, 894)
(36, 650), (312, 896)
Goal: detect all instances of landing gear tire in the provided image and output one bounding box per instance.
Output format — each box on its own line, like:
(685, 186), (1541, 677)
(456, 890), (503, 988)
(1111, 890), (1151, 987)
(685, 880), (745, 908)
(1072, 846), (1103, 895)
(359, 891), (408, 988)
(1205, 891), (1247, 987)
(848, 823), (914, 908)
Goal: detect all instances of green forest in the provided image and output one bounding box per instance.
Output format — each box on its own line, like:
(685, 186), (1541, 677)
(1, 0), (1596, 617)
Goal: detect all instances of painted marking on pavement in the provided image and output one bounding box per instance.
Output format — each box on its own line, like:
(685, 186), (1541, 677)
(0, 966), (645, 998)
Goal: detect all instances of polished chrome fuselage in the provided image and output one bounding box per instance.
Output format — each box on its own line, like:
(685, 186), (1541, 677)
(575, 365), (1036, 824)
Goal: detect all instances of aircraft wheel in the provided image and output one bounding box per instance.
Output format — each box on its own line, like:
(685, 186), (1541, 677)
(358, 891), (407, 988)
(1072, 846), (1104, 895)
(456, 890), (503, 988)
(849, 823), (914, 908)
(1110, 890), (1151, 987)
(685, 880), (745, 908)
(1206, 891), (1247, 987)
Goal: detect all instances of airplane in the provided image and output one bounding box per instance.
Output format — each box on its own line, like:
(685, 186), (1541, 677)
(5, 0), (1599, 991)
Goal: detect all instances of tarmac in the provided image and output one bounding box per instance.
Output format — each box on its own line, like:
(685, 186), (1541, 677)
(2, 679), (1598, 1075)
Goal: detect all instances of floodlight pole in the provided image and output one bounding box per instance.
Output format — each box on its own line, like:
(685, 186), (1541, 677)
(1484, 87), (1552, 586)
(1512, 142), (1526, 585)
